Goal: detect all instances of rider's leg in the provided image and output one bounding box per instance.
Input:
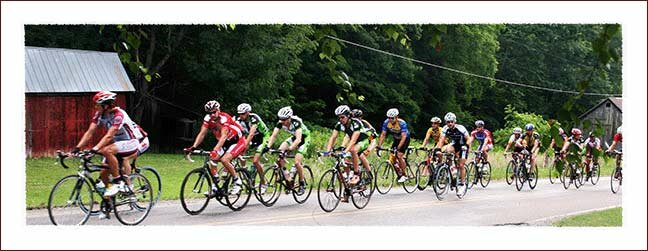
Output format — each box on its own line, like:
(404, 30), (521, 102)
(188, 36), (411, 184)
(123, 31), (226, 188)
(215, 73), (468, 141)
(396, 151), (406, 176)
(220, 153), (238, 178)
(252, 153), (265, 184)
(458, 146), (467, 184)
(349, 145), (360, 174)
(98, 144), (120, 179)
(294, 153), (305, 183)
(277, 142), (289, 169)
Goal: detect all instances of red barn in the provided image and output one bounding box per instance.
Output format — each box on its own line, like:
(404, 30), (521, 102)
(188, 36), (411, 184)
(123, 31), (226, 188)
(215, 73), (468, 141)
(25, 46), (135, 157)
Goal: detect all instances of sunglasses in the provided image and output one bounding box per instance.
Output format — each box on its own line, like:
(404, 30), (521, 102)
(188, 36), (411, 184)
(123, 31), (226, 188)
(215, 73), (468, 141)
(338, 115), (348, 120)
(446, 121), (455, 124)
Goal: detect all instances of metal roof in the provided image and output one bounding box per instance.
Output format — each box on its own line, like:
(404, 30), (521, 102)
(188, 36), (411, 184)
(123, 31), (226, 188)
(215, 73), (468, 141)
(25, 46), (135, 93)
(579, 97), (622, 119)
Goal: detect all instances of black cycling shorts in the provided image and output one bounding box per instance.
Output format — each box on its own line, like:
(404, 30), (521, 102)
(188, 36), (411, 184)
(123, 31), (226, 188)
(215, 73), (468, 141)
(391, 137), (411, 154)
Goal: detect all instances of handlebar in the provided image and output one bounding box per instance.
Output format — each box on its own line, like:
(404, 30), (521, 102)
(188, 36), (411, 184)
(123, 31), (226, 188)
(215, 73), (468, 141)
(183, 149), (211, 163)
(55, 150), (98, 170)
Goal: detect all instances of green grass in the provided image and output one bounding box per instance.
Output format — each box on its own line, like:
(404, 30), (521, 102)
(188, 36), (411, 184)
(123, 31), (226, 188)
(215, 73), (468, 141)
(553, 207), (622, 227)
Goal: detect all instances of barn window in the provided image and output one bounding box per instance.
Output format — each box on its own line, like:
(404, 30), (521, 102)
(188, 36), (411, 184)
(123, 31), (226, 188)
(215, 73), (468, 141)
(606, 102), (611, 108)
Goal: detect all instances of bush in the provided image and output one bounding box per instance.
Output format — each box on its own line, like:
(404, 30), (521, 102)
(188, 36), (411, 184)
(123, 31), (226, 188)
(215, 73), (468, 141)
(493, 105), (552, 152)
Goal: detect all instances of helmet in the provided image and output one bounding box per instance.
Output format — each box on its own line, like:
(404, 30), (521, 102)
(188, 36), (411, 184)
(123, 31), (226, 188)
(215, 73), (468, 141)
(513, 127), (522, 134)
(588, 131), (595, 137)
(444, 112), (456, 122)
(558, 127), (565, 135)
(386, 108), (399, 118)
(277, 106), (293, 119)
(525, 123), (535, 131)
(351, 109), (363, 118)
(335, 105), (351, 116)
(571, 128), (582, 136)
(475, 120), (485, 127)
(204, 100), (220, 113)
(237, 103), (252, 114)
(617, 126), (622, 134)
(430, 117), (442, 123)
(93, 91), (117, 105)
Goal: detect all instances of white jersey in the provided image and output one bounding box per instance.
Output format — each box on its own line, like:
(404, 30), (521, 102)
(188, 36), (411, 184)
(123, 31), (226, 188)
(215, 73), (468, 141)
(93, 107), (147, 142)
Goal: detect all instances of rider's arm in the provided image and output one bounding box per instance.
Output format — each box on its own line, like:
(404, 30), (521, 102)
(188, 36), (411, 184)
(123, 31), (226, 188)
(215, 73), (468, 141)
(341, 134), (350, 149)
(560, 139), (570, 153)
(397, 132), (407, 150)
(378, 131), (386, 148)
(93, 126), (119, 151)
(347, 131), (360, 151)
(266, 127), (280, 149)
(421, 129), (432, 147)
(607, 141), (618, 152)
(76, 122), (98, 149)
(435, 135), (446, 149)
(325, 130), (339, 152)
(245, 124), (258, 146)
(466, 133), (474, 148)
(548, 138), (555, 150)
(289, 128), (302, 151)
(532, 137), (540, 152)
(212, 127), (230, 152)
(189, 125), (210, 149)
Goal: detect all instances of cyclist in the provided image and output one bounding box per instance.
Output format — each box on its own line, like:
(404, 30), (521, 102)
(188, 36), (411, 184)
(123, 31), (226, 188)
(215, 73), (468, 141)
(350, 108), (378, 156)
(503, 127), (524, 179)
(435, 112), (471, 187)
(266, 106), (310, 194)
(420, 116), (445, 174)
(547, 127), (568, 156)
(73, 91), (149, 198)
(582, 131), (602, 180)
(185, 100), (246, 195)
(235, 103), (270, 194)
(378, 108), (411, 183)
(518, 123), (540, 177)
(606, 126), (622, 178)
(560, 128), (585, 177)
(467, 120), (493, 162)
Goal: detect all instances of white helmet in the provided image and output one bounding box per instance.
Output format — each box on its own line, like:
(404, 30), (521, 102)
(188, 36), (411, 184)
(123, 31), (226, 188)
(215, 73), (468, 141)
(204, 100), (220, 113)
(386, 108), (399, 118)
(335, 105), (351, 116)
(277, 106), (293, 119)
(444, 112), (456, 122)
(513, 127), (522, 134)
(475, 120), (485, 127)
(430, 117), (442, 123)
(616, 126), (622, 134)
(237, 103), (252, 114)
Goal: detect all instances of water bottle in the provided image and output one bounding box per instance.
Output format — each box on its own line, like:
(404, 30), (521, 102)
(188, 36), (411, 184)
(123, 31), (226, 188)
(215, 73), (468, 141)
(96, 179), (106, 195)
(248, 165), (257, 180)
(289, 166), (297, 179)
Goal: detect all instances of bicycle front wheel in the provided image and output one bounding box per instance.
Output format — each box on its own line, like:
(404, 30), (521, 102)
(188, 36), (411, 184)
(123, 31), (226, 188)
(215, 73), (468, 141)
(548, 159), (557, 184)
(433, 165), (450, 201)
(505, 161), (515, 185)
(402, 163), (418, 194)
(259, 167), (281, 207)
(351, 169), (374, 209)
(47, 175), (94, 225)
(317, 169), (342, 213)
(292, 165), (314, 204)
(528, 165), (538, 190)
(180, 168), (211, 215)
(515, 166), (525, 191)
(574, 164), (584, 189)
(562, 165), (572, 190)
(480, 162), (492, 188)
(416, 162), (431, 191)
(375, 161), (394, 195)
(138, 166), (162, 205)
(114, 173), (153, 225)
(225, 168), (253, 211)
(590, 163), (601, 185)
(465, 162), (475, 189)
(610, 168), (622, 194)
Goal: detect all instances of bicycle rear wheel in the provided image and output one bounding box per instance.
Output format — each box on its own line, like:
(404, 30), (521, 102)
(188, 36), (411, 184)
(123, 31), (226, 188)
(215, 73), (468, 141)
(114, 173), (153, 225)
(225, 169), (253, 211)
(259, 167), (281, 207)
(374, 161), (394, 195)
(465, 162), (476, 189)
(180, 168), (211, 215)
(416, 162), (431, 191)
(433, 165), (450, 201)
(351, 169), (374, 209)
(402, 163), (417, 194)
(317, 169), (342, 213)
(47, 175), (94, 225)
(505, 161), (515, 185)
(480, 162), (492, 188)
(528, 165), (538, 190)
(515, 165), (525, 191)
(292, 165), (314, 204)
(574, 164), (584, 189)
(610, 168), (622, 194)
(590, 163), (601, 185)
(548, 159), (557, 184)
(456, 167), (469, 199)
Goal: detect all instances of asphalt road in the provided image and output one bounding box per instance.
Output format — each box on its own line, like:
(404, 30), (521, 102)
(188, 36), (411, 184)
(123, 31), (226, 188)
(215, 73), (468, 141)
(26, 177), (621, 226)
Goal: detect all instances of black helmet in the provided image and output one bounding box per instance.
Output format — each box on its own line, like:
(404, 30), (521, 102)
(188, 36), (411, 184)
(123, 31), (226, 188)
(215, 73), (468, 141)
(351, 109), (363, 118)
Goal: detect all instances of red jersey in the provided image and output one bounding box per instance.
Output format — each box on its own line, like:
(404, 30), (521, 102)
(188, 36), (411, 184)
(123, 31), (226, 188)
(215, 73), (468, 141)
(202, 112), (243, 140)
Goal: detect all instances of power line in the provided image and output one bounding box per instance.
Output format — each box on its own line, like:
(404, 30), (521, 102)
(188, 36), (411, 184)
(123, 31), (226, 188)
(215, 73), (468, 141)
(325, 35), (621, 97)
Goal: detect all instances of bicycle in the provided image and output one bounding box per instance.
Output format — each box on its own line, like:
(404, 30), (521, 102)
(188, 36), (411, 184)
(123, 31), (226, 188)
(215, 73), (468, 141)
(257, 149), (314, 207)
(316, 147), (375, 212)
(545, 150), (565, 185)
(465, 150), (492, 189)
(514, 150), (538, 191)
(608, 150), (622, 194)
(583, 153), (601, 185)
(415, 147), (440, 191)
(374, 147), (417, 194)
(561, 152), (585, 190)
(180, 149), (252, 215)
(504, 152), (521, 186)
(48, 150), (154, 225)
(432, 151), (470, 200)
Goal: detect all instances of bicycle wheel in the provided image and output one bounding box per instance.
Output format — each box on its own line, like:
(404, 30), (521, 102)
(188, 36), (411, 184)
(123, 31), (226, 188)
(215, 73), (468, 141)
(456, 166), (469, 199)
(590, 163), (601, 185)
(480, 162), (492, 188)
(433, 165), (450, 201)
(574, 164), (584, 189)
(402, 162), (418, 194)
(138, 166), (162, 205)
(610, 168), (622, 194)
(317, 169), (343, 213)
(416, 162), (431, 191)
(292, 165), (314, 204)
(505, 161), (515, 185)
(515, 165), (525, 191)
(180, 168), (211, 215)
(225, 169), (253, 211)
(562, 165), (572, 190)
(47, 175), (94, 225)
(114, 173), (153, 225)
(465, 162), (475, 189)
(548, 159), (557, 184)
(374, 161), (394, 195)
(259, 167), (281, 207)
(528, 165), (538, 190)
(351, 169), (374, 209)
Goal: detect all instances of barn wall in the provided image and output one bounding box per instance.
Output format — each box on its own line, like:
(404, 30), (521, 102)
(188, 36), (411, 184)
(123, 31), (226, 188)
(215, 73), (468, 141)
(580, 100), (622, 144)
(25, 94), (127, 157)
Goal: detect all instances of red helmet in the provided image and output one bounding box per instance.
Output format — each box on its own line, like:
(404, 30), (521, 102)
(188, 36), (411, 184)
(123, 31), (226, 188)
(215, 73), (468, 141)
(571, 128), (582, 136)
(93, 91), (117, 104)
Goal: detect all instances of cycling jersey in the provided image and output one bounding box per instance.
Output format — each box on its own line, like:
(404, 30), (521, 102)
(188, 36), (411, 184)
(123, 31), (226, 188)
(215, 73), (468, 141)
(426, 127), (443, 145)
(360, 119), (378, 138)
(521, 132), (540, 151)
(236, 113), (269, 137)
(566, 136), (584, 152)
(93, 107), (147, 142)
(508, 134), (524, 152)
(552, 134), (568, 151)
(275, 116), (311, 140)
(381, 118), (410, 140)
(470, 128), (493, 147)
(334, 118), (369, 142)
(203, 112), (243, 141)
(442, 124), (469, 146)
(613, 133), (622, 152)
(584, 137), (601, 149)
